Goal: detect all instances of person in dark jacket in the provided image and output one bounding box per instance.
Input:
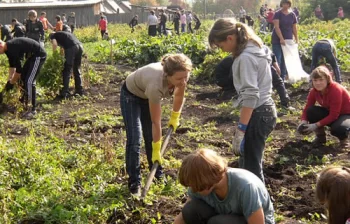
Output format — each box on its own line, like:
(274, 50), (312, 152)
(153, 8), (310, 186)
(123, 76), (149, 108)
(129, 15), (138, 33)
(11, 19), (25, 38)
(159, 9), (167, 35)
(0, 38), (46, 118)
(25, 10), (45, 47)
(173, 10), (181, 35)
(193, 13), (201, 31)
(49, 31), (84, 98)
(0, 24), (13, 41)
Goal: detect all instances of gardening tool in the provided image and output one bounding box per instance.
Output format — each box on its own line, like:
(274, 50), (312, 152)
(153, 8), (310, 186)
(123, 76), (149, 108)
(141, 126), (173, 199)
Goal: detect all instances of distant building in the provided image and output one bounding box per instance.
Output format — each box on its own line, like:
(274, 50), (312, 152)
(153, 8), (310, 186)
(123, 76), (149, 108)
(0, 0), (133, 26)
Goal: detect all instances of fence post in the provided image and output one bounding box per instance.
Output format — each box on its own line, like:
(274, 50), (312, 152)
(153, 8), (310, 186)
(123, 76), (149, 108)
(110, 38), (116, 65)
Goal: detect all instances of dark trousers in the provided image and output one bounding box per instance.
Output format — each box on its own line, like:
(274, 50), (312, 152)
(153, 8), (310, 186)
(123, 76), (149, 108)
(174, 22), (180, 35)
(239, 103), (277, 182)
(306, 106), (350, 140)
(187, 22), (193, 33)
(311, 42), (342, 83)
(181, 24), (186, 33)
(272, 44), (287, 80)
(194, 22), (201, 30)
(239, 17), (246, 23)
(21, 56), (46, 111)
(120, 84), (163, 188)
(70, 25), (75, 33)
(61, 44), (83, 96)
(100, 30), (106, 39)
(182, 199), (247, 224)
(271, 67), (289, 106)
(159, 22), (167, 35)
(268, 22), (274, 32)
(148, 25), (157, 36)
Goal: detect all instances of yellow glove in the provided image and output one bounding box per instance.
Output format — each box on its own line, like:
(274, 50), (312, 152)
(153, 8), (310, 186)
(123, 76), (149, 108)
(152, 140), (162, 165)
(168, 111), (181, 132)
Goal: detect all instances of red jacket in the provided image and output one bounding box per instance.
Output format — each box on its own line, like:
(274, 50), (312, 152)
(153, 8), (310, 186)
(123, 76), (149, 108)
(301, 82), (350, 126)
(266, 11), (274, 23)
(99, 19), (107, 31)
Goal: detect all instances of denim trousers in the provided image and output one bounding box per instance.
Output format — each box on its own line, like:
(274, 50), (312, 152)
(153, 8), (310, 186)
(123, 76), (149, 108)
(239, 104), (277, 182)
(120, 84), (163, 188)
(182, 198), (247, 224)
(306, 106), (350, 140)
(272, 44), (287, 80)
(271, 67), (289, 106)
(311, 42), (342, 83)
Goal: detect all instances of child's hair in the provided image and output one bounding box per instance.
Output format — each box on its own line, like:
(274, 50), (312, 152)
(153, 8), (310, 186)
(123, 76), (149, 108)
(178, 148), (227, 192)
(316, 166), (350, 224)
(56, 15), (61, 21)
(41, 11), (46, 16)
(28, 10), (38, 18)
(161, 53), (192, 76)
(208, 18), (263, 57)
(310, 66), (332, 84)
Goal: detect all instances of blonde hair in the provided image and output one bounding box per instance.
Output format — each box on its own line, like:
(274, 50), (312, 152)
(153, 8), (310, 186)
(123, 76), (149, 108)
(316, 166), (350, 224)
(28, 10), (37, 18)
(161, 53), (192, 76)
(208, 18), (263, 57)
(178, 148), (227, 192)
(310, 66), (332, 85)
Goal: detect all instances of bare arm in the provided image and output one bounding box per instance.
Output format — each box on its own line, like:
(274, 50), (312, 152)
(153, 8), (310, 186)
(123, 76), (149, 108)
(149, 103), (162, 142)
(273, 19), (285, 45)
(240, 107), (254, 125)
(292, 23), (298, 43)
(51, 39), (58, 51)
(8, 67), (15, 80)
(272, 62), (281, 76)
(247, 208), (265, 224)
(172, 86), (185, 112)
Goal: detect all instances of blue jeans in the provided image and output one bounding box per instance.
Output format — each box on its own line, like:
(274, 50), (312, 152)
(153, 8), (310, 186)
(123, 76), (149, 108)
(239, 103), (277, 182)
(181, 24), (186, 33)
(120, 84), (163, 189)
(272, 44), (287, 80)
(311, 42), (342, 83)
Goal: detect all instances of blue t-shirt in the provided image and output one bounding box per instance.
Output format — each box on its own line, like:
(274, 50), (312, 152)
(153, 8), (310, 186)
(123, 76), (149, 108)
(188, 168), (275, 224)
(271, 10), (297, 44)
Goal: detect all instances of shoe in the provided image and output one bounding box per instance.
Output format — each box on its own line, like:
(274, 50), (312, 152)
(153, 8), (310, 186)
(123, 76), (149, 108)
(129, 183), (141, 197)
(54, 93), (71, 101)
(22, 110), (37, 120)
(312, 127), (327, 146)
(281, 105), (296, 111)
(73, 90), (85, 97)
(154, 175), (168, 185)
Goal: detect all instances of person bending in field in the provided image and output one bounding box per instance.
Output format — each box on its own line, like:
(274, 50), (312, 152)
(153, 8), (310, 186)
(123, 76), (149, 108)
(0, 38), (46, 119)
(311, 39), (342, 83)
(129, 15), (138, 33)
(49, 31), (84, 99)
(316, 166), (350, 224)
(120, 54), (192, 196)
(174, 148), (275, 224)
(297, 66), (350, 148)
(209, 18), (277, 182)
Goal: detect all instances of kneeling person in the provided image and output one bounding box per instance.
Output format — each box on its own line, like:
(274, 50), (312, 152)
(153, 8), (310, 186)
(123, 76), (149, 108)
(0, 38), (46, 117)
(298, 66), (350, 148)
(49, 31), (84, 98)
(175, 148), (275, 224)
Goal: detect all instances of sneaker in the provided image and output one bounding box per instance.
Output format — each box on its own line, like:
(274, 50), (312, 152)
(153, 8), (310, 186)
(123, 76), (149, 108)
(22, 110), (37, 120)
(281, 105), (296, 111)
(54, 93), (71, 101)
(73, 90), (85, 97)
(129, 183), (141, 197)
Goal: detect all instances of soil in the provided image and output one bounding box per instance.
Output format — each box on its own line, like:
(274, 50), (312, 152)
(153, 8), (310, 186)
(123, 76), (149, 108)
(6, 63), (350, 224)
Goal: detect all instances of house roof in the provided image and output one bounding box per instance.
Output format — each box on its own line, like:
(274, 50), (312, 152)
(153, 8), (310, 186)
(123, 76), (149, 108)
(0, 0), (102, 8)
(100, 0), (125, 14)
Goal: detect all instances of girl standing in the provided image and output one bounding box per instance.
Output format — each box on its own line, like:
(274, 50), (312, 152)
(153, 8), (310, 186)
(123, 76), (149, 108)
(208, 18), (277, 182)
(271, 0), (298, 80)
(120, 54), (192, 196)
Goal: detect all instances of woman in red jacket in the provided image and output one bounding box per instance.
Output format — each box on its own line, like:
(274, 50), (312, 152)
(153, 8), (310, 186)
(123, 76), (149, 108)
(298, 65), (350, 148)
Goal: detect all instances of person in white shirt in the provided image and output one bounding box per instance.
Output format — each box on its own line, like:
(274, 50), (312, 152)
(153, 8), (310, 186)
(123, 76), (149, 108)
(147, 10), (158, 36)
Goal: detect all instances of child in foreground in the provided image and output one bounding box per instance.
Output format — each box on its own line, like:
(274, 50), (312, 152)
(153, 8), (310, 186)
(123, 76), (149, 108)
(174, 148), (275, 224)
(316, 166), (350, 224)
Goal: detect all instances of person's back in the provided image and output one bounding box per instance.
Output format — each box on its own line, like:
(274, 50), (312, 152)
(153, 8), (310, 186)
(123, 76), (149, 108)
(1, 25), (13, 41)
(12, 22), (25, 38)
(99, 18), (107, 31)
(50, 31), (80, 49)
